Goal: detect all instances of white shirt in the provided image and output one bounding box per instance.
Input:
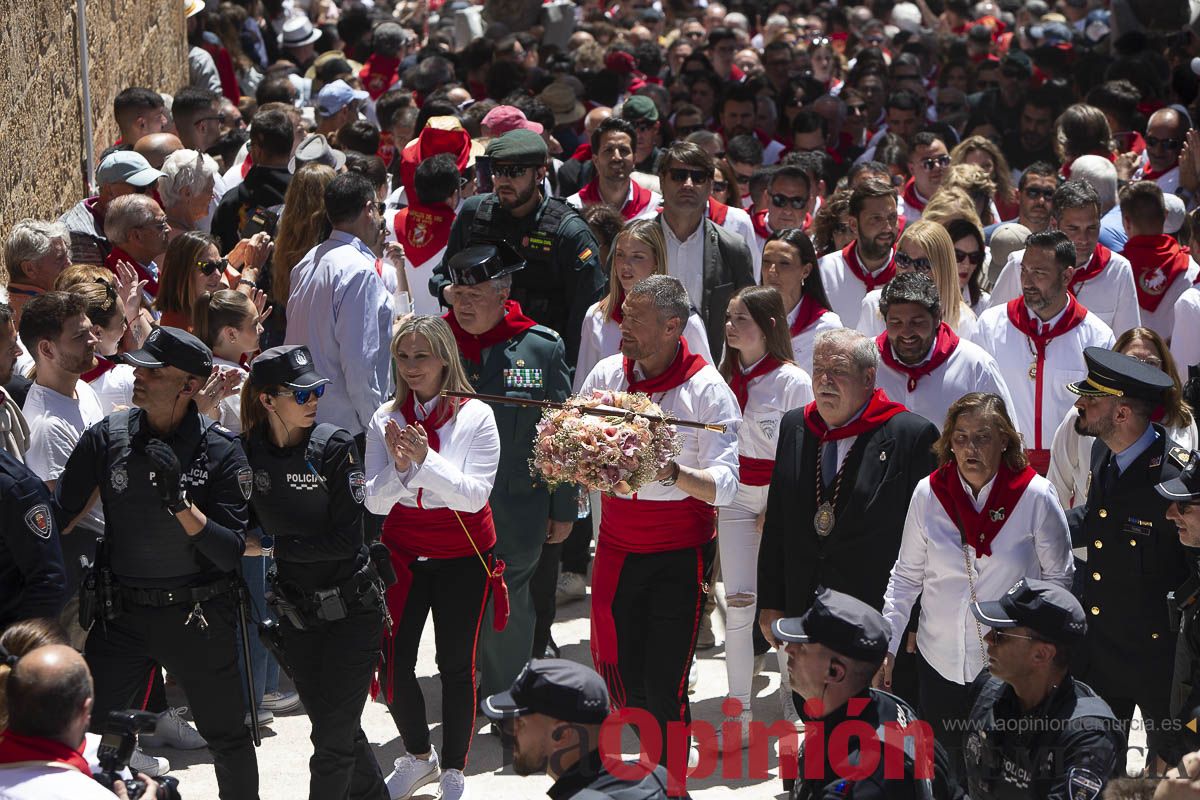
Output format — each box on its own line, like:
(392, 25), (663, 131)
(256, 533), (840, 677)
(285, 230), (395, 436)
(789, 305), (843, 376)
(989, 248), (1142, 338)
(883, 472), (1074, 684)
(875, 337), (1015, 430)
(363, 397), (500, 516)
(715, 205), (760, 280)
(856, 289), (979, 341)
(660, 216), (708, 314)
(736, 360), (813, 461)
(211, 356), (248, 434)
(971, 302), (1115, 452)
(0, 761), (117, 800)
(1134, 162), (1181, 195)
(1135, 256), (1200, 339)
(574, 302), (712, 393)
(565, 183), (662, 222)
(579, 353), (741, 506)
(89, 363), (135, 416)
(22, 380), (105, 534)
(1171, 287), (1200, 369)
(818, 245), (894, 326)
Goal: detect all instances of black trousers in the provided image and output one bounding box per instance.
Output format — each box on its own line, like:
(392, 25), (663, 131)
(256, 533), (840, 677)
(86, 595), (258, 800)
(280, 605), (387, 800)
(561, 513), (593, 575)
(531, 541), (562, 657)
(384, 553), (489, 771)
(916, 650), (970, 783)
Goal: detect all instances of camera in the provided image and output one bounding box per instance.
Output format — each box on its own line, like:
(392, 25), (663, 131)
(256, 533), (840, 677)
(94, 710), (182, 799)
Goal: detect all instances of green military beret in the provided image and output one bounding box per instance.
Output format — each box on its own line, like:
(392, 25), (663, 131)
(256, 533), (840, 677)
(485, 129), (548, 165)
(621, 95), (659, 123)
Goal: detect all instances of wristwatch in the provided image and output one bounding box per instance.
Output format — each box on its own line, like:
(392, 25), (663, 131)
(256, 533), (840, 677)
(167, 493), (192, 515)
(259, 534), (275, 558)
(659, 461), (680, 486)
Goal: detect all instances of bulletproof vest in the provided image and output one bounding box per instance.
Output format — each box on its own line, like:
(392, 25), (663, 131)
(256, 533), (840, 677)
(242, 424), (340, 552)
(102, 410), (223, 583)
(1184, 365), (1200, 419)
(469, 194), (572, 329)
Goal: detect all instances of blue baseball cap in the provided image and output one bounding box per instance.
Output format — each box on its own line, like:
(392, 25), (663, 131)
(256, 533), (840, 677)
(316, 79), (369, 118)
(96, 151), (165, 187)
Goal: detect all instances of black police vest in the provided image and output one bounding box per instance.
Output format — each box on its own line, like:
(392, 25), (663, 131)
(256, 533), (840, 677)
(103, 410), (225, 584)
(964, 678), (1117, 800)
(242, 424), (339, 546)
(469, 194), (571, 326)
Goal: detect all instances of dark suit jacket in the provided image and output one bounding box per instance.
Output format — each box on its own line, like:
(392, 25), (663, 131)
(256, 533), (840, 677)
(699, 218), (755, 360)
(758, 407), (939, 618)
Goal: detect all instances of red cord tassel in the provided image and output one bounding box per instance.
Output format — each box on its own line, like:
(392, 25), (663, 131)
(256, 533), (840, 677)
(489, 559), (509, 631)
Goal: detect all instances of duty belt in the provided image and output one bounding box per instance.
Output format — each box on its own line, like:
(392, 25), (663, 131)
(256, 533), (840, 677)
(120, 576), (238, 607)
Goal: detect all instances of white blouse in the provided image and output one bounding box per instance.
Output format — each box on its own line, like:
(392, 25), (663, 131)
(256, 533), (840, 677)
(736, 360), (813, 461)
(788, 306), (843, 376)
(574, 301), (713, 393)
(212, 356), (247, 434)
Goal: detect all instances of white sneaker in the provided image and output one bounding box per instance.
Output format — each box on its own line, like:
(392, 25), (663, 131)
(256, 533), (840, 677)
(261, 690), (302, 713)
(555, 571), (586, 602)
(139, 707), (208, 750)
(716, 708), (753, 752)
(687, 657), (699, 694)
(779, 675), (800, 727)
(385, 747), (440, 800)
(130, 747), (170, 777)
(439, 768), (466, 800)
(243, 707), (274, 727)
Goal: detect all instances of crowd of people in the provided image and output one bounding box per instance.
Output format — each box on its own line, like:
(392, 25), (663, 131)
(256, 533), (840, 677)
(5, 0), (1200, 797)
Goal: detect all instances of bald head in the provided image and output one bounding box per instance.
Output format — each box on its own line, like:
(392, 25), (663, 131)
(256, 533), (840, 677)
(1146, 108), (1189, 173)
(584, 107), (613, 137)
(7, 645), (93, 743)
(135, 133), (184, 170)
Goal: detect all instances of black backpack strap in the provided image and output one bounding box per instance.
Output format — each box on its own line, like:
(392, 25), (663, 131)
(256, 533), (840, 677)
(107, 409), (133, 468)
(536, 197), (572, 238)
(303, 423), (341, 490)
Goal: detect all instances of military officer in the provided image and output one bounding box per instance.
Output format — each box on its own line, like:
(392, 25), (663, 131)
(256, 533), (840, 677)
(1065, 346), (1190, 768)
(0, 449), (66, 628)
(965, 578), (1123, 799)
(432, 129), (606, 367)
(442, 242), (576, 699)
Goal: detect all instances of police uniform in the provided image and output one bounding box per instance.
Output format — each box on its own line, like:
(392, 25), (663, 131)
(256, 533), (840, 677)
(964, 579), (1123, 800)
(432, 129), (607, 366)
(240, 346), (388, 800)
(53, 327), (259, 800)
(482, 659), (670, 800)
(0, 449), (66, 628)
(1064, 348), (1190, 761)
(442, 243), (576, 699)
(772, 590), (959, 800)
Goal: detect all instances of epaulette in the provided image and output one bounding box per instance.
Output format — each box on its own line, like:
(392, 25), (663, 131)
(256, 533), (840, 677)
(1170, 445), (1192, 468)
(526, 324), (565, 345)
(207, 423), (238, 441)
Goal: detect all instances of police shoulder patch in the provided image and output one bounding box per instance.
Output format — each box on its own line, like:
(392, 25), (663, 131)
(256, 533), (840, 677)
(208, 423), (237, 441)
(1066, 767), (1103, 800)
(1170, 446), (1191, 469)
(24, 504), (52, 539)
(349, 470), (366, 504)
(237, 467), (253, 500)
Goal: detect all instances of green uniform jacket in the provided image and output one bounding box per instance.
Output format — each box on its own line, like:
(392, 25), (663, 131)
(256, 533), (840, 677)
(466, 322), (577, 555)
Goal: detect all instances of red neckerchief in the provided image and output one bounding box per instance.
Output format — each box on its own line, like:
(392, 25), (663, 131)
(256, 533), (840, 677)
(901, 178), (927, 213)
(842, 241), (896, 292)
(240, 152), (254, 178)
(578, 179), (653, 220)
(104, 246), (158, 297)
(707, 197), (729, 226)
(1068, 243), (1111, 294)
(399, 391), (460, 453)
(875, 322), (960, 392)
(802, 388), (906, 442)
(0, 730), (91, 777)
(359, 54), (401, 99)
(752, 208), (773, 240)
(570, 142), (592, 162)
(82, 356), (117, 384)
(377, 130), (396, 168)
(1123, 234), (1193, 312)
(444, 300), (538, 364)
(624, 337), (707, 395)
(928, 461), (1037, 558)
(394, 201), (456, 267)
(1140, 162), (1176, 182)
(789, 294), (829, 336)
(1006, 295), (1088, 449)
(729, 356), (782, 411)
(608, 288), (626, 324)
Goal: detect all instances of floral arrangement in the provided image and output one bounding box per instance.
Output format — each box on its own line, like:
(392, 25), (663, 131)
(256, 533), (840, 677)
(531, 390), (681, 493)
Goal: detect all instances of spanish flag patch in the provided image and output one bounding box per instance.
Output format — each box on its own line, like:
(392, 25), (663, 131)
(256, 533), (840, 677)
(578, 248), (593, 262)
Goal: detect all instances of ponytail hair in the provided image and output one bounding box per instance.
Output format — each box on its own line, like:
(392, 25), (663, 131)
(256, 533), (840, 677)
(239, 377), (281, 436)
(192, 289), (256, 349)
(0, 618), (69, 730)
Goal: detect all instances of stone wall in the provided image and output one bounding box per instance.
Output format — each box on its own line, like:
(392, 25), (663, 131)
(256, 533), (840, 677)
(0, 0), (186, 238)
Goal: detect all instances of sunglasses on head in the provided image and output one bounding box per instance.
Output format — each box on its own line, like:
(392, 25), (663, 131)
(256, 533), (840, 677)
(895, 251), (933, 272)
(197, 258), (229, 276)
(275, 384), (326, 405)
(920, 154), (951, 171)
(1146, 135), (1184, 150)
(668, 167), (711, 185)
(771, 192), (808, 209)
(493, 163), (535, 178)
(955, 248), (984, 265)
(1023, 186), (1054, 201)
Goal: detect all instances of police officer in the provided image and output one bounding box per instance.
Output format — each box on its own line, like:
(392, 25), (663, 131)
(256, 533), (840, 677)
(482, 658), (669, 799)
(1065, 347), (1190, 766)
(432, 128), (606, 366)
(0, 449), (66, 628)
(239, 345), (389, 799)
(773, 588), (958, 800)
(53, 326), (259, 800)
(964, 578), (1124, 799)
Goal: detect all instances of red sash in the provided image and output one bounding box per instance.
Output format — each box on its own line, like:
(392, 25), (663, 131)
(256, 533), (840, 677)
(803, 388), (906, 441)
(1068, 243), (1112, 295)
(578, 179), (654, 220)
(928, 461), (1036, 557)
(1005, 296), (1088, 451)
(1122, 234), (1192, 312)
(359, 54), (401, 100)
(875, 323), (960, 392)
(790, 294), (829, 336)
(82, 356), (117, 384)
(707, 197), (730, 226)
(445, 300), (538, 364)
(624, 337), (707, 395)
(729, 356), (781, 411)
(0, 730), (91, 777)
(738, 455), (774, 486)
(901, 178), (927, 213)
(394, 202), (455, 267)
(842, 241), (896, 292)
(104, 246), (158, 297)
(752, 208), (772, 240)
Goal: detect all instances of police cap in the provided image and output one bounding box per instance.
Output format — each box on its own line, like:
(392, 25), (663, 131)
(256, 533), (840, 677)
(1066, 346), (1174, 402)
(115, 326), (212, 378)
(484, 129), (548, 165)
(971, 577), (1088, 643)
(447, 241), (525, 286)
(1156, 449), (1200, 503)
(482, 658), (610, 724)
(250, 345), (330, 390)
(772, 588), (890, 662)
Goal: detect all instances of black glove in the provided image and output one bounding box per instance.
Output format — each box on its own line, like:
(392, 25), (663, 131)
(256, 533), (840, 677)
(144, 439), (184, 507)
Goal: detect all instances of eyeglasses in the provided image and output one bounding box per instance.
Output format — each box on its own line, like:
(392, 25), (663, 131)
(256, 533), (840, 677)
(771, 192), (808, 209)
(668, 167), (711, 185)
(808, 36), (831, 48)
(275, 384), (326, 405)
(375, 202), (387, 216)
(197, 258), (229, 276)
(712, 180), (728, 193)
(954, 249), (984, 266)
(684, 30), (706, 39)
(493, 163), (534, 179)
(895, 251), (933, 272)
(1023, 186), (1055, 201)
(1146, 135), (1185, 151)
(920, 154), (951, 171)
(1130, 355), (1164, 368)
(138, 217), (170, 232)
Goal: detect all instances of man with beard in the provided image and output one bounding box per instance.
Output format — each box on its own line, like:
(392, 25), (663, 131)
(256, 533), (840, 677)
(1001, 88), (1060, 176)
(717, 84), (786, 165)
(482, 659), (670, 799)
(873, 273), (1013, 428)
(817, 179), (898, 325)
(973, 231), (1114, 475)
(1066, 347), (1189, 773)
(434, 130), (605, 366)
(565, 118), (661, 221)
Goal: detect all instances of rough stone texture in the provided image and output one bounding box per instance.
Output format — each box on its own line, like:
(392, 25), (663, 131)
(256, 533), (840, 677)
(0, 1), (185, 237)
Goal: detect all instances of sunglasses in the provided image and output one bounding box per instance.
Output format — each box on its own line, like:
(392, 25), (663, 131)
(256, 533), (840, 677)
(1146, 135), (1184, 150)
(895, 251), (933, 272)
(955, 249), (984, 265)
(376, 202), (387, 215)
(197, 258), (229, 276)
(712, 180), (728, 193)
(668, 167), (711, 185)
(1023, 186), (1055, 201)
(275, 384), (326, 405)
(921, 155), (951, 171)
(846, 104), (867, 116)
(195, 112), (228, 127)
(771, 192), (808, 209)
(493, 164), (534, 179)
(990, 629), (1048, 643)
(632, 119), (657, 131)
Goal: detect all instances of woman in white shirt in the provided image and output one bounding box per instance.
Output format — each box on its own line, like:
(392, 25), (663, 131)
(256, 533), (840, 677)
(364, 315), (500, 800)
(1048, 327), (1199, 509)
(574, 218), (712, 392)
(192, 289), (264, 434)
(759, 228), (842, 375)
(880, 392), (1073, 771)
(718, 285), (813, 741)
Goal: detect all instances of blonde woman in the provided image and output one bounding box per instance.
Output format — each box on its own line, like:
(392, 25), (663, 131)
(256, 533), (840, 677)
(574, 218), (713, 391)
(856, 220), (977, 338)
(269, 164), (337, 346)
(938, 164), (998, 227)
(950, 135), (1018, 221)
